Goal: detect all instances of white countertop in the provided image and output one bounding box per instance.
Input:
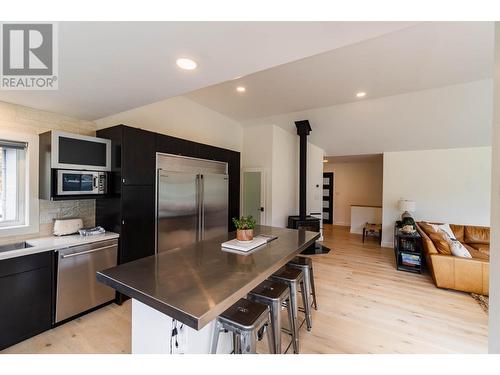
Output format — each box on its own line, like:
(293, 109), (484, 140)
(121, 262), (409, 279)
(0, 232), (120, 261)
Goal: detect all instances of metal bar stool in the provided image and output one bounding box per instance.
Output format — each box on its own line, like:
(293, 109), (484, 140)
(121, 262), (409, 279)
(287, 256), (318, 311)
(210, 298), (273, 354)
(248, 279), (293, 354)
(270, 266), (310, 354)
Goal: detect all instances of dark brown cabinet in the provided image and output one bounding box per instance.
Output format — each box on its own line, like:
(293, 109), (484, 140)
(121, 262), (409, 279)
(0, 252), (53, 350)
(122, 127), (156, 186)
(120, 185), (155, 263)
(96, 125), (156, 266)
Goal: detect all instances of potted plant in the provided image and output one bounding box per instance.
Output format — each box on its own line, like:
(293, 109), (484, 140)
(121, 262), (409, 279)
(232, 215), (257, 241)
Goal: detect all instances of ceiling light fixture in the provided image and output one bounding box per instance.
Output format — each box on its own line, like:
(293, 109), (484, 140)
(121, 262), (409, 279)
(323, 159), (328, 163)
(176, 58), (198, 70)
(236, 86), (246, 93)
(356, 92), (366, 98)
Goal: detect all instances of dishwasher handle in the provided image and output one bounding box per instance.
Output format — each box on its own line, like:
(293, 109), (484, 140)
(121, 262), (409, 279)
(60, 244), (117, 259)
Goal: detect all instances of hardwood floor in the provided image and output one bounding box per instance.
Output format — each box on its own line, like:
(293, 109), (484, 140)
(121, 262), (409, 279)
(1, 225), (488, 354)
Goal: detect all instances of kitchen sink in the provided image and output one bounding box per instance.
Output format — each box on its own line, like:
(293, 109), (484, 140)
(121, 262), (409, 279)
(0, 241), (33, 253)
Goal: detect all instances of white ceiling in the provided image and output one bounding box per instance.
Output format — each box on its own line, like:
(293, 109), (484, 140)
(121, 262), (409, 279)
(187, 22), (494, 122)
(0, 21), (415, 120)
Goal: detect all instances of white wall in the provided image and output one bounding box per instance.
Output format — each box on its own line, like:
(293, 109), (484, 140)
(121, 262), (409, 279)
(96, 96), (243, 152)
(382, 147), (492, 247)
(489, 22), (500, 354)
(271, 126), (299, 227)
(324, 158), (383, 225)
(242, 124), (324, 228)
(242, 125), (274, 225)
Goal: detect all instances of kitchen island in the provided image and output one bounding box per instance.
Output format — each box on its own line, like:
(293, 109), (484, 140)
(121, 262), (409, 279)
(97, 225), (319, 354)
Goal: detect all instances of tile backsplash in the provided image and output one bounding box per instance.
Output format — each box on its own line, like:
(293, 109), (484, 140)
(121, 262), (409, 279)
(40, 199), (96, 234)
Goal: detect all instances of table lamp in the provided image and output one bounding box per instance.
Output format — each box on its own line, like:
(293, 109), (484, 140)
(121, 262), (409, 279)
(399, 199), (416, 220)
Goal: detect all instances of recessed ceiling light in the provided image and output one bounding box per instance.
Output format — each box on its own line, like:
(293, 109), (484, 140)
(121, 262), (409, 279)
(236, 86), (246, 93)
(356, 92), (366, 98)
(323, 159), (328, 163)
(176, 58), (198, 70)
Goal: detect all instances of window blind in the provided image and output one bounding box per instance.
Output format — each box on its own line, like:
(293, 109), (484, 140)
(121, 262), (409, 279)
(0, 139), (28, 149)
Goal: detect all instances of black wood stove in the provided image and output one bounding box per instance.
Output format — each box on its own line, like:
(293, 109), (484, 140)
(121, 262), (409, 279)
(287, 120), (321, 245)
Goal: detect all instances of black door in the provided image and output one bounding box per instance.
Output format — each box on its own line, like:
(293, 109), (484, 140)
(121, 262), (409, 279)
(120, 185), (156, 263)
(0, 252), (53, 350)
(323, 172), (334, 224)
(122, 127), (156, 185)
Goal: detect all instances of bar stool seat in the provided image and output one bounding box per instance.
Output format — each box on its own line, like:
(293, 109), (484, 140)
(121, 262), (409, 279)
(248, 280), (292, 354)
(250, 279), (289, 299)
(272, 266), (303, 281)
(288, 256), (318, 310)
(211, 298), (272, 354)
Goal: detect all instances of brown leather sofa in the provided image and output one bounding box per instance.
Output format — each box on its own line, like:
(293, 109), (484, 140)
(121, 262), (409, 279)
(416, 222), (489, 296)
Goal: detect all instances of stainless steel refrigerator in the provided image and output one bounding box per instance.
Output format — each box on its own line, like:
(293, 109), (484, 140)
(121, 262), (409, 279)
(156, 154), (229, 253)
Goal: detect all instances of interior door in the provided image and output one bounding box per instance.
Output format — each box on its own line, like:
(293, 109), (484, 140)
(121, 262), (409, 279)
(202, 173), (229, 240)
(157, 171), (199, 253)
(242, 170), (265, 224)
(323, 172), (334, 224)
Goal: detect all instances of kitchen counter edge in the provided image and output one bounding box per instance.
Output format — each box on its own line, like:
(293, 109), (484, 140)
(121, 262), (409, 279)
(0, 232), (120, 261)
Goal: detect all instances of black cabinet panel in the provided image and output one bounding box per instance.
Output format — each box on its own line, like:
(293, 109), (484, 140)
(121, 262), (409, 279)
(0, 252), (53, 350)
(122, 127), (156, 185)
(156, 133), (199, 158)
(120, 185), (155, 263)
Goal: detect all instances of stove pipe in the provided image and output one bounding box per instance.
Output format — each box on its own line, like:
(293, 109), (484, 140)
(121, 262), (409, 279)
(295, 120), (312, 220)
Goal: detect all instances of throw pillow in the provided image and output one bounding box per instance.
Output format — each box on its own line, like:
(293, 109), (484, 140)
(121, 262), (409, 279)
(429, 223), (456, 240)
(446, 237), (472, 258)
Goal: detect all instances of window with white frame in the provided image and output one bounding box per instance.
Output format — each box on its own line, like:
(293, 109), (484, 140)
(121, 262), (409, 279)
(0, 139), (27, 228)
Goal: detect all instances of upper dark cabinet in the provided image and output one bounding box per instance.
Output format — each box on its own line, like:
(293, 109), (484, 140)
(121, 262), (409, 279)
(156, 133), (199, 158)
(97, 125), (156, 186)
(122, 127), (156, 186)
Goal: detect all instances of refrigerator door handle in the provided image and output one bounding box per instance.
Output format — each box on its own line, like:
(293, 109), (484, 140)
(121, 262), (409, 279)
(200, 174), (205, 240)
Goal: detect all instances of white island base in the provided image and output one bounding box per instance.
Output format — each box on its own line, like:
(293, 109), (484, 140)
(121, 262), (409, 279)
(131, 299), (233, 354)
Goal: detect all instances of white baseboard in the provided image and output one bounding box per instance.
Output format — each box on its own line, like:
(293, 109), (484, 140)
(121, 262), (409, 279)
(381, 241), (393, 249)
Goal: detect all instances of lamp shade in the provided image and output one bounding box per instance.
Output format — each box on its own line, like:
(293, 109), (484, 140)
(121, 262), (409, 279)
(399, 199), (416, 212)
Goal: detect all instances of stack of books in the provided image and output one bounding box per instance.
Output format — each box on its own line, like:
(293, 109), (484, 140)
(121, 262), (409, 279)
(401, 253), (421, 267)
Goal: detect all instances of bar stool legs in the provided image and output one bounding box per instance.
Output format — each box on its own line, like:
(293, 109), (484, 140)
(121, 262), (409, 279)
(309, 263), (318, 310)
(288, 256), (319, 311)
(248, 279), (291, 354)
(288, 279), (301, 352)
(270, 266), (310, 353)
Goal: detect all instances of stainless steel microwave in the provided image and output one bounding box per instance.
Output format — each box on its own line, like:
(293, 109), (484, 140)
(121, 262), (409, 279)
(50, 131), (111, 171)
(56, 170), (107, 195)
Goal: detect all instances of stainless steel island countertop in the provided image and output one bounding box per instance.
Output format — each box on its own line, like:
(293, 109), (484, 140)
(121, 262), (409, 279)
(97, 225), (319, 330)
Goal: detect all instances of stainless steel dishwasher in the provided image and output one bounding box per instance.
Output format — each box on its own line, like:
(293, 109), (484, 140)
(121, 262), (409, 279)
(55, 239), (118, 323)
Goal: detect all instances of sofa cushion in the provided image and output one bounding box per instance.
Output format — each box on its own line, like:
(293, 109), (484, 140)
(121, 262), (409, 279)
(468, 243), (490, 255)
(450, 224), (465, 242)
(419, 222), (452, 255)
(464, 226), (490, 244)
(464, 244), (490, 261)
